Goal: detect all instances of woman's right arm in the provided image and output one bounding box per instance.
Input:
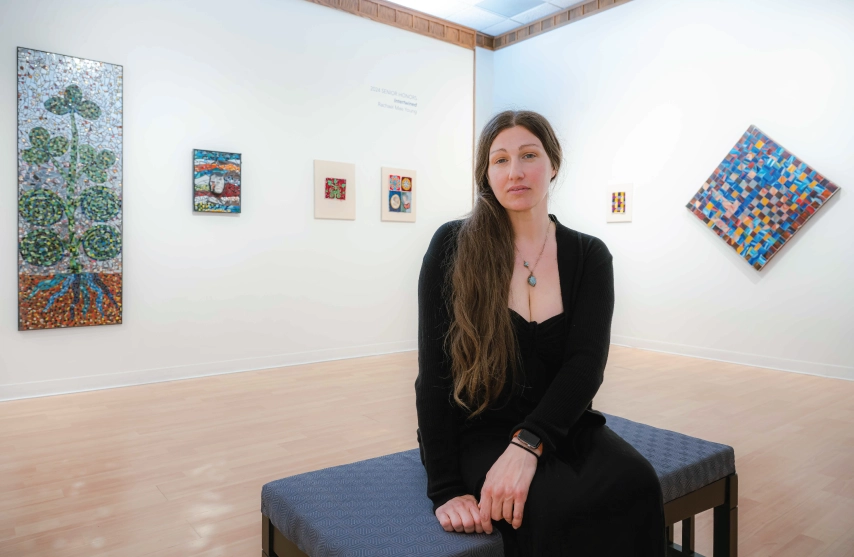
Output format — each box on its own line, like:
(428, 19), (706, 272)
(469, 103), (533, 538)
(415, 223), (470, 515)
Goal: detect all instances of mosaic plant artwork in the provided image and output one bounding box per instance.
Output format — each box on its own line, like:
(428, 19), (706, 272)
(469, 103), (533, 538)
(612, 191), (626, 214)
(686, 125), (840, 270)
(325, 178), (346, 200)
(194, 150), (241, 213)
(17, 48), (123, 331)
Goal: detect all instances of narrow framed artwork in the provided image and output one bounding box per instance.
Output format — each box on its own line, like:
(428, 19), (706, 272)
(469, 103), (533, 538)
(194, 150), (241, 213)
(17, 47), (123, 331)
(314, 160), (356, 220)
(381, 166), (416, 222)
(686, 125), (840, 270)
(606, 184), (633, 223)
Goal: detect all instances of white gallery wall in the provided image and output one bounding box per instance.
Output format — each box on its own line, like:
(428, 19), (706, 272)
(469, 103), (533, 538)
(0, 0), (475, 399)
(474, 47), (494, 149)
(488, 0), (853, 379)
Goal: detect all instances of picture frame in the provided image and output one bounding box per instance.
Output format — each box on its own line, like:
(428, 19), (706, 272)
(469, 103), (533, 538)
(193, 149), (242, 213)
(606, 183), (633, 223)
(314, 160), (356, 220)
(381, 166), (416, 223)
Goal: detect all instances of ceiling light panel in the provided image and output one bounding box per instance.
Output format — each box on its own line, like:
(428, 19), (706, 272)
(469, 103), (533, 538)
(475, 0), (546, 18)
(444, 6), (506, 31)
(511, 3), (561, 23)
(385, 0), (585, 35)
(481, 18), (523, 35)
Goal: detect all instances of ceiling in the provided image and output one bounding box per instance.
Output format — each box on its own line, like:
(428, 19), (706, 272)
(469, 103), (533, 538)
(390, 0), (586, 36)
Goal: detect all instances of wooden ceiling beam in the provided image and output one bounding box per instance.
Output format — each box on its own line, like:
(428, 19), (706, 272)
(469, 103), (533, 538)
(305, 0), (476, 50)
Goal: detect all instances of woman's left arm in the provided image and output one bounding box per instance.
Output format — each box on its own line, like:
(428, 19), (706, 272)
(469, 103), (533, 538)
(510, 237), (614, 454)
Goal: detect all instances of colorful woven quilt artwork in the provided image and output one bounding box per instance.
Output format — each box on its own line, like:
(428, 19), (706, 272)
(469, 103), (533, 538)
(686, 125), (840, 270)
(194, 150), (241, 213)
(17, 48), (123, 330)
(325, 178), (346, 200)
(612, 191), (626, 214)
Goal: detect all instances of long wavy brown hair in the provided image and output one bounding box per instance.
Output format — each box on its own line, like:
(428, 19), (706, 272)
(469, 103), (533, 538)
(446, 110), (563, 417)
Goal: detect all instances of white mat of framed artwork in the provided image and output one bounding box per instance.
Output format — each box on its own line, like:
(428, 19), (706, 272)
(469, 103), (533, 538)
(381, 167), (416, 222)
(314, 160), (356, 220)
(606, 183), (633, 223)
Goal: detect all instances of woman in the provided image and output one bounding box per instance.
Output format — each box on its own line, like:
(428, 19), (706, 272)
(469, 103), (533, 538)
(415, 110), (666, 556)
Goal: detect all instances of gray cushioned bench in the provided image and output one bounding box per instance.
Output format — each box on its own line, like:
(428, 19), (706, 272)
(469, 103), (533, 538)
(261, 413), (737, 557)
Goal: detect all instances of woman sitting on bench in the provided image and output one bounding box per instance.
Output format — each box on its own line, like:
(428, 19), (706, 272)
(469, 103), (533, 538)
(415, 110), (666, 556)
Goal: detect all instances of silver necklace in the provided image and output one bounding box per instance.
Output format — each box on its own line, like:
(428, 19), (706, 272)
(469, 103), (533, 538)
(521, 221), (551, 287)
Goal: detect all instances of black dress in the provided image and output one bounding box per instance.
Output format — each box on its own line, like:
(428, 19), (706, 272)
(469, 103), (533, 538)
(415, 218), (666, 556)
(455, 309), (666, 556)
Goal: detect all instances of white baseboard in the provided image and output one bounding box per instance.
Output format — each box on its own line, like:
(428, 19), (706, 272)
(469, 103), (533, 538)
(0, 340), (417, 401)
(5, 336), (850, 402)
(611, 335), (854, 381)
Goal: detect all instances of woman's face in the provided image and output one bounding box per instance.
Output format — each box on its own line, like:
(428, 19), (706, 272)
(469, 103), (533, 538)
(486, 125), (555, 214)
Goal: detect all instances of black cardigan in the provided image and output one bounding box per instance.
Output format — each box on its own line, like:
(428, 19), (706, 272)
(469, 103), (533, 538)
(415, 214), (614, 512)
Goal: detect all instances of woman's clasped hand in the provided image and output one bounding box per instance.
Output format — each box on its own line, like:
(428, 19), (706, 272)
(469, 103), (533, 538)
(435, 442), (539, 535)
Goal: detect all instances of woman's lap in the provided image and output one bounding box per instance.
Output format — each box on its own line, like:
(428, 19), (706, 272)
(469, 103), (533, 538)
(459, 423), (666, 556)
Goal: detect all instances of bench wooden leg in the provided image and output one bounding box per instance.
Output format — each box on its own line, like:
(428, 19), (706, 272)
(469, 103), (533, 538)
(682, 516), (695, 553)
(663, 472), (738, 557)
(262, 514), (311, 557)
(713, 473), (738, 557)
(666, 517), (699, 556)
(262, 514), (274, 557)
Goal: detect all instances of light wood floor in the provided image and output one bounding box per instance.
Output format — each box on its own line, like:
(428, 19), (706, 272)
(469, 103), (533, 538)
(1, 346), (853, 557)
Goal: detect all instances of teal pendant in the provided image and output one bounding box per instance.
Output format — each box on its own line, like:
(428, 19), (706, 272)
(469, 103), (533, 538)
(527, 275), (537, 287)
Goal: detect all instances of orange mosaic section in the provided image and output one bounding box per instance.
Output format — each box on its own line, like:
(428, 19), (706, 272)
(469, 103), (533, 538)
(19, 273), (122, 331)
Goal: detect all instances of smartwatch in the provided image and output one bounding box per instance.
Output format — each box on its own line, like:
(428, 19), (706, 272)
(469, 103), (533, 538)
(514, 429), (542, 451)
